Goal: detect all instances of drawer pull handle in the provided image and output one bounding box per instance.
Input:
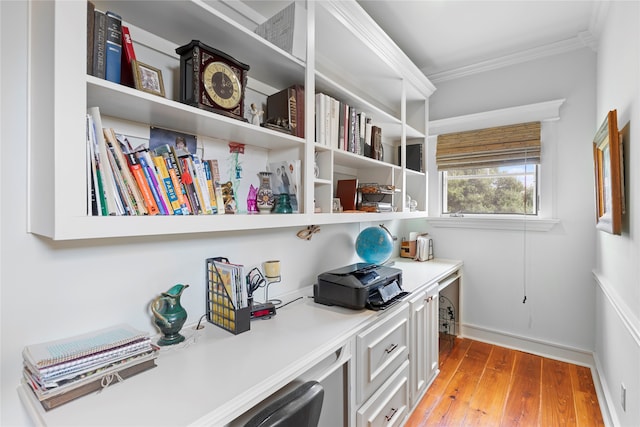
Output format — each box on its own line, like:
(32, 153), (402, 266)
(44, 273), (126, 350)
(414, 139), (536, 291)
(384, 343), (398, 354)
(384, 407), (397, 422)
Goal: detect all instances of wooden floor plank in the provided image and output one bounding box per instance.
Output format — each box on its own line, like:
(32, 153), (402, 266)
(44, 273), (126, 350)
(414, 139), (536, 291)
(541, 359), (578, 426)
(499, 351), (542, 426)
(424, 341), (492, 426)
(463, 346), (515, 426)
(570, 364), (605, 427)
(404, 338), (471, 427)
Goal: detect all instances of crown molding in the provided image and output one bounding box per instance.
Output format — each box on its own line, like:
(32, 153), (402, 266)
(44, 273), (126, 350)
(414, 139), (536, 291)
(429, 99), (565, 136)
(426, 34), (595, 84)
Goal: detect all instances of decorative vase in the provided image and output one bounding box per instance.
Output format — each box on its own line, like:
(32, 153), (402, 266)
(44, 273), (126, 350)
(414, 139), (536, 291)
(274, 193), (293, 214)
(256, 171), (275, 214)
(151, 284), (189, 346)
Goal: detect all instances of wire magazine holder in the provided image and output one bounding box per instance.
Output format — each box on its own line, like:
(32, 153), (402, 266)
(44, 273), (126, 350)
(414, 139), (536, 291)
(206, 257), (250, 335)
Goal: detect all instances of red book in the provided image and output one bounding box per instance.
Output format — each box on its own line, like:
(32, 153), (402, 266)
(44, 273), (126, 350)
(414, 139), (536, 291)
(120, 25), (136, 87)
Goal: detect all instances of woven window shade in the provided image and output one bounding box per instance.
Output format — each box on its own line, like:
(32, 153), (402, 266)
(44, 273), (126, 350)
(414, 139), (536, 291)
(436, 122), (541, 170)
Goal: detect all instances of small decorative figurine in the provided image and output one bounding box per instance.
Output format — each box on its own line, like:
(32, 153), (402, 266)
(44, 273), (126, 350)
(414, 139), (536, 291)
(247, 184), (258, 213)
(249, 103), (264, 126)
(221, 181), (237, 214)
(151, 284), (189, 346)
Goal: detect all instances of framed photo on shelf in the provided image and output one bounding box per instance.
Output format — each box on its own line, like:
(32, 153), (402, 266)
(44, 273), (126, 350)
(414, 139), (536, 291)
(332, 198), (342, 213)
(593, 109), (624, 235)
(132, 60), (165, 97)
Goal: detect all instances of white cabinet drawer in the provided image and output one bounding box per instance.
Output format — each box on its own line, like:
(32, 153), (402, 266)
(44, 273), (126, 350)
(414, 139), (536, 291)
(357, 305), (410, 404)
(356, 360), (410, 427)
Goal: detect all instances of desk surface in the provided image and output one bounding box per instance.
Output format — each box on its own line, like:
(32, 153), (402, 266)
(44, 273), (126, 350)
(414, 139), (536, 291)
(18, 258), (462, 426)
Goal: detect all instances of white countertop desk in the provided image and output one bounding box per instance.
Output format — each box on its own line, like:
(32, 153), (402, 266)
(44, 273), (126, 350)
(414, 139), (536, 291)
(18, 258), (462, 426)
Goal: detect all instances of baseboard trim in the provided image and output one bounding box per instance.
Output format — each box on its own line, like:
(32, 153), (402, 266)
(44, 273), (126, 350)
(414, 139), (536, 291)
(593, 353), (619, 427)
(460, 323), (594, 366)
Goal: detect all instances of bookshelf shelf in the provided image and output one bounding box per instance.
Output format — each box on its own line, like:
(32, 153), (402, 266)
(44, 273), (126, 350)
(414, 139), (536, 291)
(29, 0), (434, 240)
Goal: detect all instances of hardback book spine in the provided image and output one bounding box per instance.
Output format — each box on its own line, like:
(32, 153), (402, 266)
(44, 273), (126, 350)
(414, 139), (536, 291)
(87, 1), (95, 75)
(202, 160), (219, 214)
(104, 128), (147, 215)
(87, 107), (118, 214)
(104, 148), (129, 215)
(315, 93), (325, 145)
(125, 153), (159, 215)
(191, 156), (214, 215)
(371, 126), (383, 161)
(364, 117), (373, 158)
(136, 152), (169, 215)
(294, 84), (305, 138)
(120, 25), (136, 88)
(86, 114), (107, 215)
(153, 155), (183, 215)
(104, 11), (122, 84)
(176, 154), (202, 215)
(208, 160), (225, 215)
(92, 9), (106, 79)
(163, 154), (190, 215)
(348, 106), (357, 153)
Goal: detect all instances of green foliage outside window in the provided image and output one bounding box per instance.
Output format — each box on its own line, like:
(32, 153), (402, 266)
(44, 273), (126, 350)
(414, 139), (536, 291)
(444, 166), (537, 215)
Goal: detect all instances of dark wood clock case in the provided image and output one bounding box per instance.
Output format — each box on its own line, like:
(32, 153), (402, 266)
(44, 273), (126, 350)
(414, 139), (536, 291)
(176, 40), (250, 122)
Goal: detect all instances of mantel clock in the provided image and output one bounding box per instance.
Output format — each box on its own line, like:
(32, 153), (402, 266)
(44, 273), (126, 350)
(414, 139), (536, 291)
(176, 40), (250, 122)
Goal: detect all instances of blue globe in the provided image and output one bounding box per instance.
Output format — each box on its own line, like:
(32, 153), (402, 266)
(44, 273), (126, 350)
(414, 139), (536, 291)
(356, 226), (394, 264)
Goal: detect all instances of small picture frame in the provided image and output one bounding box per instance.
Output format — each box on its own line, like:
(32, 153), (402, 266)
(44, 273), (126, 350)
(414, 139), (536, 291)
(593, 109), (624, 235)
(132, 60), (165, 97)
(332, 198), (342, 213)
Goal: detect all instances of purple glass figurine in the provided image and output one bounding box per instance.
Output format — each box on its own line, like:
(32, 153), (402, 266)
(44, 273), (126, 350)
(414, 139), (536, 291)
(247, 184), (258, 213)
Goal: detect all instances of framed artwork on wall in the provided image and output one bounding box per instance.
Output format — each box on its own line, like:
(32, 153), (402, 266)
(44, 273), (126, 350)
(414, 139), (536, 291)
(593, 109), (624, 235)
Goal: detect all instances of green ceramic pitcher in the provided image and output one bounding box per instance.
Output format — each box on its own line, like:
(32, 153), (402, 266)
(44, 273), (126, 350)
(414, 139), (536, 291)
(151, 284), (189, 346)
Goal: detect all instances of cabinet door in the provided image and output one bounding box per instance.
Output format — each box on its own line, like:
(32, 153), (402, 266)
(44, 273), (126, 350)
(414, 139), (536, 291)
(409, 287), (439, 406)
(425, 287), (439, 384)
(409, 290), (427, 406)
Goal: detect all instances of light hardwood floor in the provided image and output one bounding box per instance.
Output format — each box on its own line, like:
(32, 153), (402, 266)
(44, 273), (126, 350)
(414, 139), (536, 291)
(405, 337), (604, 426)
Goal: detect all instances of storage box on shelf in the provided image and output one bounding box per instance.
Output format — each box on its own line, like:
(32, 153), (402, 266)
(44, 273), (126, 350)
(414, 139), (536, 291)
(29, 0), (434, 240)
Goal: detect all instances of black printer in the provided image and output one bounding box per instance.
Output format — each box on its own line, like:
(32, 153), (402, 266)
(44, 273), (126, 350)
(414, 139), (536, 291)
(314, 263), (407, 310)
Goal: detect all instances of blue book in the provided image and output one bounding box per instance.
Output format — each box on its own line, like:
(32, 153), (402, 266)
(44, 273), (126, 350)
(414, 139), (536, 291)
(104, 11), (122, 83)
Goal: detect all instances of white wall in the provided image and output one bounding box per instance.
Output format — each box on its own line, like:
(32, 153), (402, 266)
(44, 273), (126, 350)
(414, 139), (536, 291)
(0, 3), (403, 425)
(405, 47), (599, 356)
(593, 2), (640, 426)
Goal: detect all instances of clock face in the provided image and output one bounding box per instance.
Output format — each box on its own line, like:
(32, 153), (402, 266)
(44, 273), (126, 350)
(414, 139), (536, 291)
(203, 61), (242, 110)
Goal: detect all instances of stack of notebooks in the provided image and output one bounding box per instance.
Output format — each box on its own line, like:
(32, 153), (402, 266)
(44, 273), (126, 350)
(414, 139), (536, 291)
(22, 324), (158, 410)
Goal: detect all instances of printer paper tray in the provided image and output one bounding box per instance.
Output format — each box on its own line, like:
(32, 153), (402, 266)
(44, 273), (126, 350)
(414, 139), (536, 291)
(366, 291), (410, 311)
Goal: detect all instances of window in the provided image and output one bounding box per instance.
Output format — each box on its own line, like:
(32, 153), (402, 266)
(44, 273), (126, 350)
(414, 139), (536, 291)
(436, 121), (540, 216)
(442, 164), (538, 215)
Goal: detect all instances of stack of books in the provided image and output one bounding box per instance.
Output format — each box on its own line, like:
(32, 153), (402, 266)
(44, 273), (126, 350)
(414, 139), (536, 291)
(22, 324), (158, 410)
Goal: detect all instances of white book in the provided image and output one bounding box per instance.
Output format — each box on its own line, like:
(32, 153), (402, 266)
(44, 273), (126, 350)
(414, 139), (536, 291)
(87, 107), (118, 215)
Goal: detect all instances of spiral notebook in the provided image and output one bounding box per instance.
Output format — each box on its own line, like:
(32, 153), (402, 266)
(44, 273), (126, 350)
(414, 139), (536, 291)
(22, 324), (149, 369)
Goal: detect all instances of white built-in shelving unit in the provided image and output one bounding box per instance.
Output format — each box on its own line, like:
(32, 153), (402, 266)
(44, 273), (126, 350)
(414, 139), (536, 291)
(28, 0), (435, 240)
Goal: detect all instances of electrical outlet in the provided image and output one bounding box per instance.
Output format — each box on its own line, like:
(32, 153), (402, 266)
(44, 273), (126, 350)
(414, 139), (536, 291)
(621, 383), (626, 411)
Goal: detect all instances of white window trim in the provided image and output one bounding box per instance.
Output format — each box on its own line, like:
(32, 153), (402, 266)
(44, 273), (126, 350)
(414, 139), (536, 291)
(427, 99), (565, 232)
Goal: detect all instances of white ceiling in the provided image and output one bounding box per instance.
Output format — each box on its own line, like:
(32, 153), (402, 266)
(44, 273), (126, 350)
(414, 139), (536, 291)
(357, 0), (603, 82)
(241, 0), (605, 83)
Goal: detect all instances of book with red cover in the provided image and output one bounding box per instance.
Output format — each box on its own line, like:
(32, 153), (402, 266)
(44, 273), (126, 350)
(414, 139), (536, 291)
(336, 179), (358, 211)
(120, 25), (136, 87)
(125, 153), (160, 215)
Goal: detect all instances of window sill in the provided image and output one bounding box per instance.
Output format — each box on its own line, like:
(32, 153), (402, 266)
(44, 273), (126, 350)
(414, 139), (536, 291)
(426, 216), (560, 232)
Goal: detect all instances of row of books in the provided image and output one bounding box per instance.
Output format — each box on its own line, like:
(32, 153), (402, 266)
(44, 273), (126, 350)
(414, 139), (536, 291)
(86, 107), (230, 216)
(315, 93), (383, 160)
(22, 324), (158, 410)
(87, 1), (136, 87)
